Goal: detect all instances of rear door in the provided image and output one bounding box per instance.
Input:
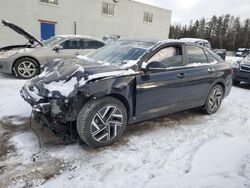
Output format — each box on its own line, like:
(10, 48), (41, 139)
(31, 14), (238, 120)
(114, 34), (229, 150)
(136, 44), (189, 120)
(183, 45), (216, 107)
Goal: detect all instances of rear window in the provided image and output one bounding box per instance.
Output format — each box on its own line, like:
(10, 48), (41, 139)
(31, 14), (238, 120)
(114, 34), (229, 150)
(204, 50), (217, 63)
(186, 45), (208, 65)
(61, 39), (82, 49)
(83, 40), (105, 49)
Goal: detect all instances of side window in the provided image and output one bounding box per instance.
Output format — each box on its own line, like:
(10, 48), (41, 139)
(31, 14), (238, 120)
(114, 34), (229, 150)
(147, 46), (183, 68)
(186, 45), (208, 65)
(204, 50), (217, 63)
(84, 40), (105, 49)
(61, 39), (82, 49)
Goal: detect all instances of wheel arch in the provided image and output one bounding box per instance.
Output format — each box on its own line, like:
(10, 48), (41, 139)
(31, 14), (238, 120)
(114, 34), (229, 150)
(212, 81), (226, 97)
(108, 93), (131, 121)
(12, 56), (40, 74)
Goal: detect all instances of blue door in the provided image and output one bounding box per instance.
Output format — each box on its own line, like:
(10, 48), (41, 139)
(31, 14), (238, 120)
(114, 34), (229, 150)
(40, 22), (55, 40)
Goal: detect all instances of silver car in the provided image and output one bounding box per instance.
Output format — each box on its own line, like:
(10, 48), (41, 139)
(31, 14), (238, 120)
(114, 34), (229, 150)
(0, 20), (105, 79)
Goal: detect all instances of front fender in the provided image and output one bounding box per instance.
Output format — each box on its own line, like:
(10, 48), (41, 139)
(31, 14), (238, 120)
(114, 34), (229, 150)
(79, 76), (136, 120)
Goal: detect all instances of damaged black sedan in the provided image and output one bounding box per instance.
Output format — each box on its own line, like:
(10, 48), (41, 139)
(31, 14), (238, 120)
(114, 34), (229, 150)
(20, 40), (232, 148)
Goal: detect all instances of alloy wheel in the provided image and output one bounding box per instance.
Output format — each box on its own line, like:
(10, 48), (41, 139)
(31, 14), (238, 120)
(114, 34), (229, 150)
(17, 61), (36, 78)
(208, 87), (223, 112)
(90, 105), (124, 143)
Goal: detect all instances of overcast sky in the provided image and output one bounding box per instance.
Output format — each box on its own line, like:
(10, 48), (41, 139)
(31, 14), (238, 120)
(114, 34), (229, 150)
(136, 0), (250, 25)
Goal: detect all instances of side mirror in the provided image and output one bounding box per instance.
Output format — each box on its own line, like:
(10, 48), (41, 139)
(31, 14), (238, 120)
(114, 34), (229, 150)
(53, 45), (63, 52)
(141, 61), (165, 71)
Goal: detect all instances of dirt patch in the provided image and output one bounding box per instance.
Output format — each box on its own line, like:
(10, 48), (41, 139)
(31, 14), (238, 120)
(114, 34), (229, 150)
(0, 117), (69, 188)
(0, 158), (67, 188)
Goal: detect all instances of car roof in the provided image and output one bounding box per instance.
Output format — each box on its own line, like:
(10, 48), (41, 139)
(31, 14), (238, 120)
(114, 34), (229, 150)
(180, 38), (210, 43)
(117, 39), (183, 44)
(116, 39), (208, 49)
(56, 35), (104, 43)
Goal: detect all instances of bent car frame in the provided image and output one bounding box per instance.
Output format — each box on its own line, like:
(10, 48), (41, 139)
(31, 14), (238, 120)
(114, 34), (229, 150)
(21, 39), (233, 148)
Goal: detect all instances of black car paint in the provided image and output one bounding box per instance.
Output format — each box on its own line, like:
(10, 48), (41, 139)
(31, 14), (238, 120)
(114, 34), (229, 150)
(21, 41), (232, 135)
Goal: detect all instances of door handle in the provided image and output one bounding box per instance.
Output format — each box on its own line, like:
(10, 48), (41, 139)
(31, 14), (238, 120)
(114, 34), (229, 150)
(208, 67), (215, 73)
(75, 52), (80, 55)
(176, 73), (186, 79)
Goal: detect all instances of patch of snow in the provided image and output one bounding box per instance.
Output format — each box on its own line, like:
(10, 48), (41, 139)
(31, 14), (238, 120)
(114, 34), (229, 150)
(238, 48), (247, 51)
(146, 137), (250, 188)
(226, 56), (243, 64)
(42, 65), (137, 97)
(10, 132), (39, 164)
(141, 61), (147, 69)
(120, 60), (139, 68)
(76, 55), (90, 61)
(23, 83), (43, 102)
(44, 77), (78, 97)
(0, 74), (31, 119)
(87, 69), (136, 80)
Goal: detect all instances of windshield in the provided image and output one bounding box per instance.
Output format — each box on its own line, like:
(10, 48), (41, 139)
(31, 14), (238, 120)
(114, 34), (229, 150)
(87, 40), (156, 65)
(43, 36), (65, 47)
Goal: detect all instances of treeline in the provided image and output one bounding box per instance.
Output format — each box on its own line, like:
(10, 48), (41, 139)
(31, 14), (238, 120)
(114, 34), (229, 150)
(169, 14), (250, 51)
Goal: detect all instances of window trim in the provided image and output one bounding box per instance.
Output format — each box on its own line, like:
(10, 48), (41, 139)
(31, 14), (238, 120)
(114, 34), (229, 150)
(143, 44), (185, 70)
(185, 45), (210, 66)
(40, 0), (58, 6)
(143, 12), (153, 24)
(102, 2), (115, 16)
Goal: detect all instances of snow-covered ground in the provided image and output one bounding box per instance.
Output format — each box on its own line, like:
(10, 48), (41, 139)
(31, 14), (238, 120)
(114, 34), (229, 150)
(226, 56), (244, 64)
(0, 71), (250, 188)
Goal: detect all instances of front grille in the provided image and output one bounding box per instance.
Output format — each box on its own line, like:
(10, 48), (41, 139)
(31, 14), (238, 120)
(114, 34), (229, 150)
(240, 64), (250, 72)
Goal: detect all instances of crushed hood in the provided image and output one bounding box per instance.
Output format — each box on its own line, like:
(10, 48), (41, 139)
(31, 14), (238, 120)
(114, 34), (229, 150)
(2, 20), (44, 46)
(25, 58), (137, 100)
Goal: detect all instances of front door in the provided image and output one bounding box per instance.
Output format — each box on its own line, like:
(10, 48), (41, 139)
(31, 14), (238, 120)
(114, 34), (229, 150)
(135, 44), (188, 120)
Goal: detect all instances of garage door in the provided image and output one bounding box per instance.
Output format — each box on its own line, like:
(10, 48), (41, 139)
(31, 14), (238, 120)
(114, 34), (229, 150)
(40, 22), (55, 40)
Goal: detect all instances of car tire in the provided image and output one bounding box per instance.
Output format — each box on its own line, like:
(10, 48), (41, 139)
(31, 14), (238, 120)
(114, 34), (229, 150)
(14, 57), (40, 79)
(233, 80), (240, 85)
(203, 85), (224, 115)
(77, 96), (127, 149)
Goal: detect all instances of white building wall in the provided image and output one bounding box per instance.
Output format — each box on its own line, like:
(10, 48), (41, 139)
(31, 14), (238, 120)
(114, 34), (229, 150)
(0, 0), (171, 47)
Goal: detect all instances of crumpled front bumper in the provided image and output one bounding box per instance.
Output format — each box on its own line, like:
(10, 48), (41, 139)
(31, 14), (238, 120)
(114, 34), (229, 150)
(20, 83), (45, 106)
(20, 84), (74, 132)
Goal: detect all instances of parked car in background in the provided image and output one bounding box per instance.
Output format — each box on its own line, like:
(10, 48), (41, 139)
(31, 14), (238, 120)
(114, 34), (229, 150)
(235, 48), (250, 57)
(21, 39), (232, 148)
(232, 54), (250, 84)
(103, 34), (121, 44)
(180, 38), (227, 60)
(0, 20), (105, 79)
